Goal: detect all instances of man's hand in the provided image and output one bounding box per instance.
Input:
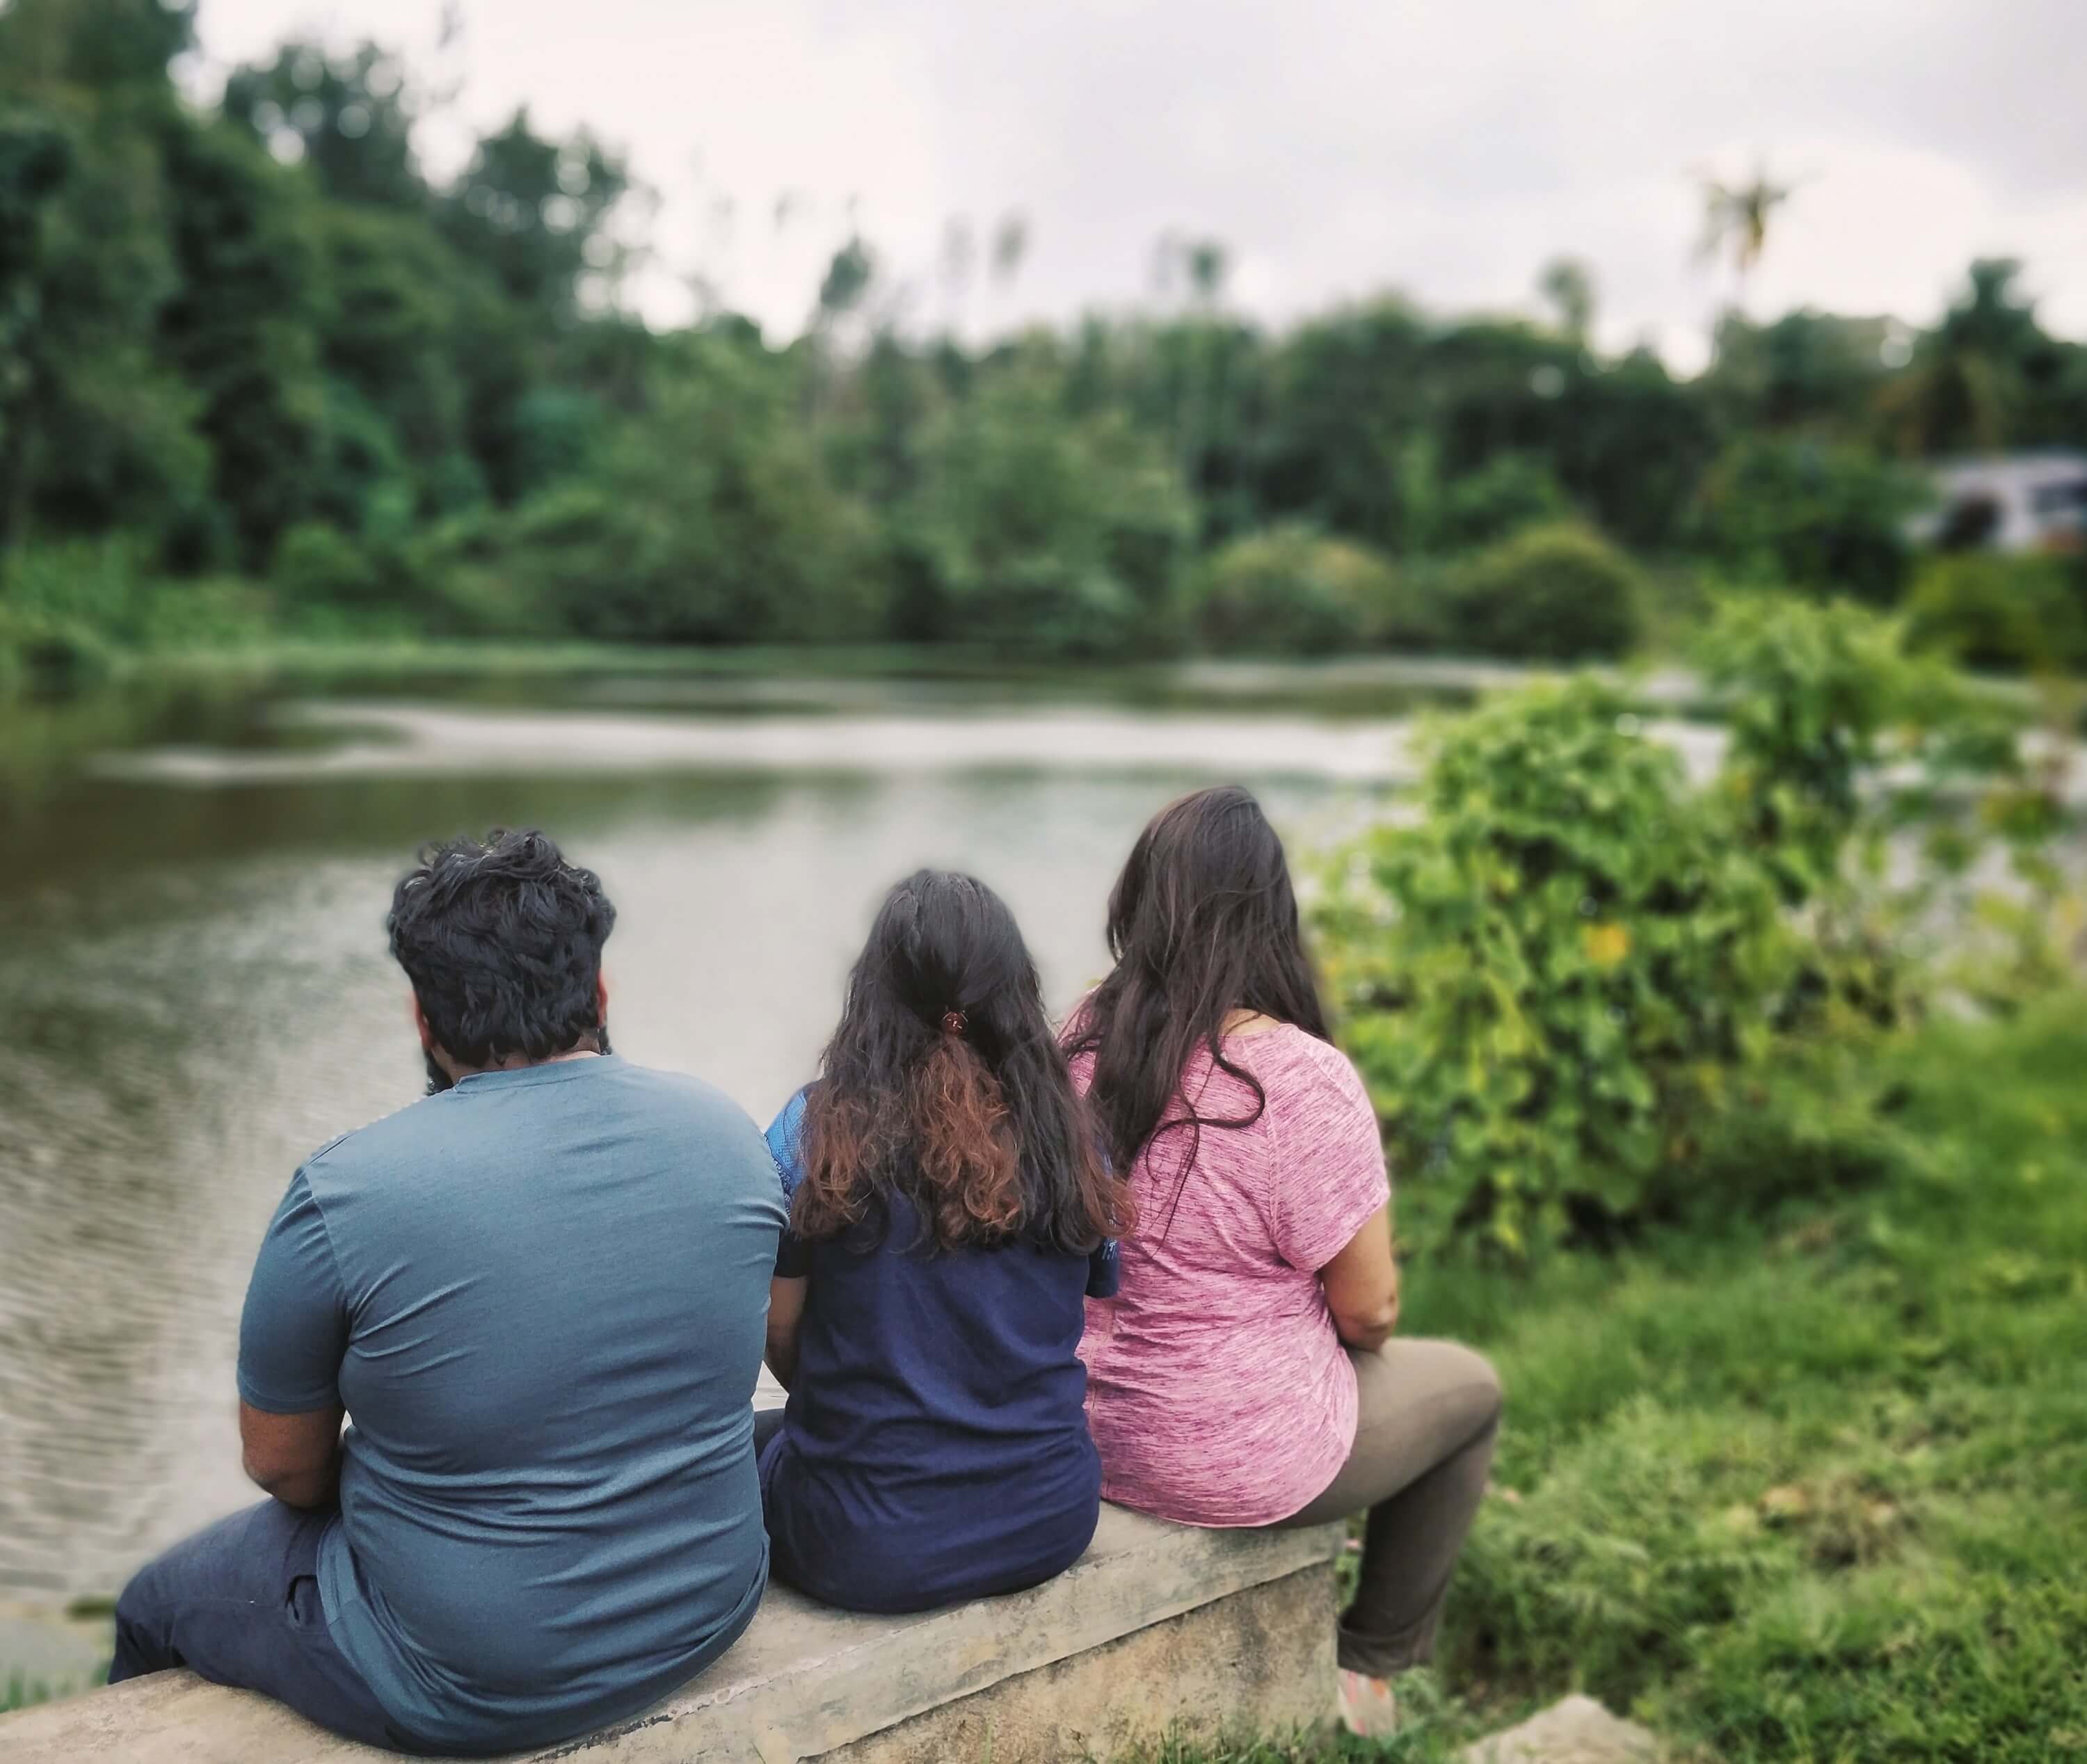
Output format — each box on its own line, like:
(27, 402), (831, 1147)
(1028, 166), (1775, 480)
(240, 1402), (345, 1509)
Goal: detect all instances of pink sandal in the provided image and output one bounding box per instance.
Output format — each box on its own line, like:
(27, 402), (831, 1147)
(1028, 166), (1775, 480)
(1338, 1668), (1400, 1738)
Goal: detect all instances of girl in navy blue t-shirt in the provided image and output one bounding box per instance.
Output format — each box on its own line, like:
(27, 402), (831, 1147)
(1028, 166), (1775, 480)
(757, 869), (1135, 1614)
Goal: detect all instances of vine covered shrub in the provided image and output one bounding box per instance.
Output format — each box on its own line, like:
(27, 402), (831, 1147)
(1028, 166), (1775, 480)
(1315, 680), (1793, 1256)
(1443, 523), (1645, 661)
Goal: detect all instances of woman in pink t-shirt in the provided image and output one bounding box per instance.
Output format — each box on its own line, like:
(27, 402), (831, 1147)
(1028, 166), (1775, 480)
(1066, 785), (1501, 1737)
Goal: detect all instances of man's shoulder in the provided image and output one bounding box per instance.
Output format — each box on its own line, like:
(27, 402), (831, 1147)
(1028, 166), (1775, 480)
(612, 1061), (766, 1141)
(299, 1099), (432, 1178)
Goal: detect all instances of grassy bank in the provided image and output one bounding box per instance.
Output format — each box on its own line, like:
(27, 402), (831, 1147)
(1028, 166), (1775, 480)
(1153, 994), (2087, 1763)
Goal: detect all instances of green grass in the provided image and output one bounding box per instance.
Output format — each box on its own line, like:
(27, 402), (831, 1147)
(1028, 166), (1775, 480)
(1420, 995), (2087, 1762)
(3, 1672), (59, 1714)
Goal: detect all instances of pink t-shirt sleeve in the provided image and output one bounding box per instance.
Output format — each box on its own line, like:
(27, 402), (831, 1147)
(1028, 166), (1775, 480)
(1266, 1043), (1391, 1271)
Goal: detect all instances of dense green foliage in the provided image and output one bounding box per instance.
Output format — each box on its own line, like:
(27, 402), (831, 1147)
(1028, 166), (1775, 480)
(1316, 677), (1793, 1256)
(1904, 552), (2087, 673)
(4, 1), (2086, 681)
(1695, 438), (1926, 604)
(1315, 600), (2052, 1258)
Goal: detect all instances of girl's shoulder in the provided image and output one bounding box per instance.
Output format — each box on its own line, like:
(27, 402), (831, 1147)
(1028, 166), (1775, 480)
(1231, 1025), (1372, 1124)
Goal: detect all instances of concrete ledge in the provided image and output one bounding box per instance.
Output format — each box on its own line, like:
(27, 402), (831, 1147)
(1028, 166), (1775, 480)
(0, 1507), (1343, 1763)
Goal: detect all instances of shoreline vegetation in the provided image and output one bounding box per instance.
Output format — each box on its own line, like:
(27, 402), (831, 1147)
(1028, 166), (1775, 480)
(6, 10), (2087, 706)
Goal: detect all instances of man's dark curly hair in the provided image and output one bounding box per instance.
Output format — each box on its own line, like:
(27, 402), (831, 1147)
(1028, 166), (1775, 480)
(387, 829), (616, 1069)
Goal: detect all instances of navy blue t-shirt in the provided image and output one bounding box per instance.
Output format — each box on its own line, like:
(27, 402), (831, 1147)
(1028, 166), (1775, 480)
(760, 1090), (1116, 1614)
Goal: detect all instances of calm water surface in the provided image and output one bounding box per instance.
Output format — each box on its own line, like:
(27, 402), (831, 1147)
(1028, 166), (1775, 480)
(0, 669), (1416, 1610)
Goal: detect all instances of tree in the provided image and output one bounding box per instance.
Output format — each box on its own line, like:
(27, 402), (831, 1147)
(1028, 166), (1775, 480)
(0, 0), (210, 557)
(1696, 164), (1796, 319)
(1706, 309), (1894, 436)
(904, 366), (1194, 656)
(440, 110), (631, 318)
(1537, 257), (1596, 344)
(1879, 259), (2074, 456)
(157, 115), (328, 565)
(1258, 299), (1430, 551)
(223, 42), (424, 211)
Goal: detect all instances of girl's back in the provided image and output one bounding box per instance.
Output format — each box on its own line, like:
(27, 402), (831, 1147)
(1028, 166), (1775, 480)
(762, 1093), (1111, 1612)
(1071, 1025), (1387, 1528)
(758, 869), (1133, 1614)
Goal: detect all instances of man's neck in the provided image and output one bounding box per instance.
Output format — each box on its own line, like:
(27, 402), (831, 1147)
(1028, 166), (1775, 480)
(442, 1042), (603, 1084)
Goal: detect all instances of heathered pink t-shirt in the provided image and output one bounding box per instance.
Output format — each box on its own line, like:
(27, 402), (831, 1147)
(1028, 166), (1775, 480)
(1069, 1024), (1391, 1528)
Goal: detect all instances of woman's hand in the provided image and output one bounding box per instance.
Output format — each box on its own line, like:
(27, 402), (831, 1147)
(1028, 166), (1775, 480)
(1320, 1204), (1400, 1353)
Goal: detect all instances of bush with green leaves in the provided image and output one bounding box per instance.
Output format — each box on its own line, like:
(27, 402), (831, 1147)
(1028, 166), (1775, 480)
(1316, 597), (2060, 1259)
(1187, 524), (1416, 656)
(1902, 551), (2087, 674)
(1314, 679), (1794, 1256)
(1440, 522), (1645, 661)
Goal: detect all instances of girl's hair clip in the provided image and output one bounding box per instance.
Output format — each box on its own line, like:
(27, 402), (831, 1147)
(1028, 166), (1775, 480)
(941, 1010), (968, 1036)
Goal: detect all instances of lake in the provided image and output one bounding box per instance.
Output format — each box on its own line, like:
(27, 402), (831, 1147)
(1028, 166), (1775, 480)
(0, 662), (1432, 1624)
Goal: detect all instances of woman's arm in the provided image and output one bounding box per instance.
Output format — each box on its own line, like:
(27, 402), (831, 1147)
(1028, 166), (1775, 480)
(765, 1275), (808, 1390)
(1319, 1203), (1400, 1353)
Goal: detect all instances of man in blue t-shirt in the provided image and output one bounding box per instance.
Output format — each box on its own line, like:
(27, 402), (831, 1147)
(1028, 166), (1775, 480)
(109, 830), (785, 1756)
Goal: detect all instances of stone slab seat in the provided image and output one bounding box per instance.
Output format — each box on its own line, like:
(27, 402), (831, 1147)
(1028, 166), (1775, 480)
(0, 1507), (1346, 1764)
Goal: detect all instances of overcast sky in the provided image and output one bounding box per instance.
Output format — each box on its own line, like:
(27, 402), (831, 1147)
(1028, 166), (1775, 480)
(189, 0), (2087, 371)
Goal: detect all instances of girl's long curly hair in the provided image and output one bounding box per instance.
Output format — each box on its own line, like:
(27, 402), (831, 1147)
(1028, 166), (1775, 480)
(1064, 786), (1332, 1233)
(795, 869), (1135, 1255)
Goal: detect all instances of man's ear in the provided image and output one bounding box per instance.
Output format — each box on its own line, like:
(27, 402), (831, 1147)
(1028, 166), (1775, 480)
(596, 972), (610, 1025)
(410, 993), (435, 1052)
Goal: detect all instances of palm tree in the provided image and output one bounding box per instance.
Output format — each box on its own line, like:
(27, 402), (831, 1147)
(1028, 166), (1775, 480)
(1695, 163), (1796, 316)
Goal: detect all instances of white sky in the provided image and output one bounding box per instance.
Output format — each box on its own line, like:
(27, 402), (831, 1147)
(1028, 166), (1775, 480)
(187, 0), (2087, 371)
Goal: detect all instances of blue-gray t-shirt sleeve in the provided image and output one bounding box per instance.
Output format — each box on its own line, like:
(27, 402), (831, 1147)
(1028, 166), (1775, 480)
(765, 1089), (813, 1280)
(237, 1167), (349, 1413)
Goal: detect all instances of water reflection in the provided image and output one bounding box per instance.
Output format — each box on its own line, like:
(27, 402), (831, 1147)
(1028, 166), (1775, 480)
(0, 682), (1396, 1610)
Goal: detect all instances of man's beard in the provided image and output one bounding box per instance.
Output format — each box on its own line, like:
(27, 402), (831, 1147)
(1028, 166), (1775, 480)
(424, 1025), (611, 1097)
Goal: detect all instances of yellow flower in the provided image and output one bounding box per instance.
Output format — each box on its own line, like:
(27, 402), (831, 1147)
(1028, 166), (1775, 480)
(1583, 922), (1630, 967)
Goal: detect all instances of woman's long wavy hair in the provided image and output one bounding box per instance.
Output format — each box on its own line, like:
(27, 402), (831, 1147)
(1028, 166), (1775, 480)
(1065, 787), (1332, 1229)
(795, 869), (1135, 1256)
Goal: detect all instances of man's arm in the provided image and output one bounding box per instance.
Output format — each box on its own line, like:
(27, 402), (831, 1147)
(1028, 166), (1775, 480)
(239, 1402), (346, 1509)
(238, 1169), (351, 1507)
